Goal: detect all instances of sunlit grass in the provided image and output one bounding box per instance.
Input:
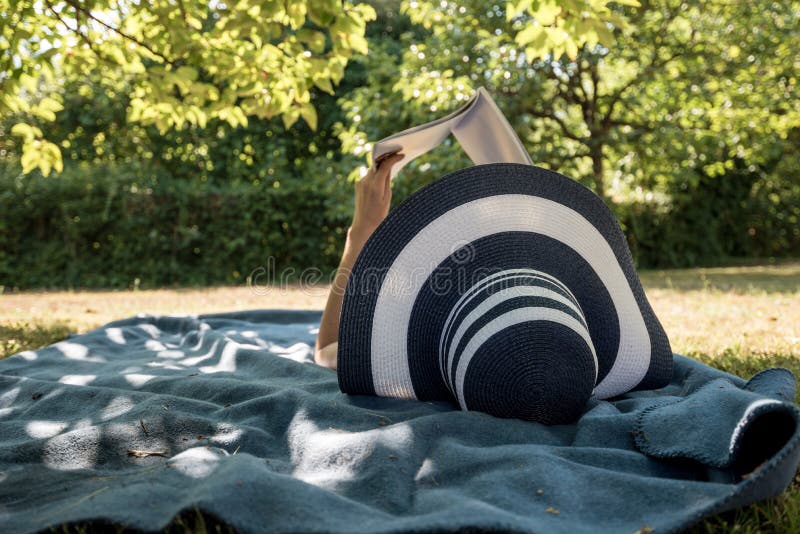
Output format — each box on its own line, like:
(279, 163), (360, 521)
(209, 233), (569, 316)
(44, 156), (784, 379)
(0, 321), (74, 359)
(2, 261), (798, 533)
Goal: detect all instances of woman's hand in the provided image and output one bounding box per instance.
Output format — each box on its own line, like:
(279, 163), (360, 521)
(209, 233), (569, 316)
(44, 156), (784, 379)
(349, 152), (405, 246)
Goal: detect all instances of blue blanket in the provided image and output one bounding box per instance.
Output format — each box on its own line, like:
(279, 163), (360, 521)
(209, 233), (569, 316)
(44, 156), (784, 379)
(0, 310), (798, 533)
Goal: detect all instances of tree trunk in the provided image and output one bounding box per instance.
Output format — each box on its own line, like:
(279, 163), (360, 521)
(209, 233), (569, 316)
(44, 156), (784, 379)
(589, 143), (605, 199)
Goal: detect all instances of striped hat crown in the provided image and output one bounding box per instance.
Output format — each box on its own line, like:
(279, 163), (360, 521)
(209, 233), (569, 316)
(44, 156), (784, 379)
(438, 269), (597, 424)
(338, 163), (672, 424)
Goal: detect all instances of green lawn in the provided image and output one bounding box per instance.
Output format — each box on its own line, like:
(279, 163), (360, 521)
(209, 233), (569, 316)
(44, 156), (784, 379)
(1, 261), (798, 533)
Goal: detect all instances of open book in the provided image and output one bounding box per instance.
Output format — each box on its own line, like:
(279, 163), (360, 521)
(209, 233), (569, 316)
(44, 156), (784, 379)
(372, 87), (533, 180)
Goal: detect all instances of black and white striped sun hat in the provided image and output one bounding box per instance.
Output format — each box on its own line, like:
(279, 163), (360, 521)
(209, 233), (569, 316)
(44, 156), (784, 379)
(337, 163), (672, 424)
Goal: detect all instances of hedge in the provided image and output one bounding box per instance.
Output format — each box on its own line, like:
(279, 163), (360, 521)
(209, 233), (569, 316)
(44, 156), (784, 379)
(0, 163), (353, 289)
(1, 162), (797, 290)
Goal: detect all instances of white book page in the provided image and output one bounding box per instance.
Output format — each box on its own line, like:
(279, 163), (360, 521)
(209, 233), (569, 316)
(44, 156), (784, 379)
(371, 87), (532, 179)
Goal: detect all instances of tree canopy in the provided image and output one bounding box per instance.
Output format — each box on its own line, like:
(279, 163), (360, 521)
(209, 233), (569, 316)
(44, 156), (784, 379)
(2, 0), (636, 175)
(338, 0), (799, 200)
(3, 0), (379, 175)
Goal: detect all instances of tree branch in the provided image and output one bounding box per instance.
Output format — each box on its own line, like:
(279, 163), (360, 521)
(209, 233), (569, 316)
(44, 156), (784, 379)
(590, 59), (599, 119)
(525, 107), (587, 143)
(605, 118), (656, 132)
(599, 47), (689, 127)
(43, 0), (124, 71)
(598, 6), (693, 127)
(43, 0), (90, 55)
(552, 69), (585, 108)
(62, 0), (177, 66)
(573, 57), (590, 105)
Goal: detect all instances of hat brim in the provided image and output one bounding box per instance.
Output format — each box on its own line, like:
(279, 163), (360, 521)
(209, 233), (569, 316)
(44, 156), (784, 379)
(338, 163), (671, 401)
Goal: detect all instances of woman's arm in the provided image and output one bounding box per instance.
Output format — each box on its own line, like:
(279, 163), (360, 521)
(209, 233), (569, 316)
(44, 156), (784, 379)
(314, 152), (405, 369)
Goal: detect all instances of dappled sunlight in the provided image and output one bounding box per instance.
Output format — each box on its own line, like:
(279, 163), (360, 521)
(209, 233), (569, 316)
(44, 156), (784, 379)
(145, 361), (185, 371)
(269, 342), (313, 363)
(177, 339), (221, 367)
(180, 322), (211, 352)
(39, 387), (65, 403)
(105, 421), (169, 455)
(208, 422), (244, 446)
(145, 339), (168, 352)
(54, 341), (107, 363)
(167, 447), (229, 479)
(8, 389), (241, 475)
(16, 351), (37, 361)
(43, 424), (101, 471)
(287, 408), (414, 491)
(0, 386), (21, 408)
(230, 330), (312, 362)
(25, 420), (69, 439)
(99, 396), (135, 421)
(199, 341), (243, 374)
(58, 374), (97, 386)
(0, 386), (21, 418)
(123, 373), (157, 388)
(288, 409), (362, 489)
(137, 324), (161, 339)
(240, 331), (273, 350)
(414, 457), (439, 486)
(156, 349), (186, 359)
(105, 327), (126, 345)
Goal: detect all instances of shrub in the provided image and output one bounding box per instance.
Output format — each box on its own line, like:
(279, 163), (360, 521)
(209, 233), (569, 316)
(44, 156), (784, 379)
(1, 154), (798, 290)
(0, 162), (353, 289)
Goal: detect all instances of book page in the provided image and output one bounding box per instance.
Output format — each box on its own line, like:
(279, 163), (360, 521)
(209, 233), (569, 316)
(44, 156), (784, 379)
(371, 87), (532, 180)
(451, 88), (533, 168)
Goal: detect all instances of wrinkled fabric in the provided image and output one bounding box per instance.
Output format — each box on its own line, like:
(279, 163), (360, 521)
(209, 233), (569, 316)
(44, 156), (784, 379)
(0, 310), (797, 534)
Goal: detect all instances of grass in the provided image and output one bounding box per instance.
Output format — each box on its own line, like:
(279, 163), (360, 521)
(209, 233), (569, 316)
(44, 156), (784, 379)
(1, 261), (798, 533)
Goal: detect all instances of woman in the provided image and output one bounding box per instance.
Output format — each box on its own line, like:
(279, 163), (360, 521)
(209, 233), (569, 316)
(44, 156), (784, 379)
(314, 151), (405, 369)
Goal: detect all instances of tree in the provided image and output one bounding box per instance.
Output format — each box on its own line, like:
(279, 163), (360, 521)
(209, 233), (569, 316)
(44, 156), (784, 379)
(1, 0), (377, 175)
(1, 0), (635, 176)
(337, 0), (799, 202)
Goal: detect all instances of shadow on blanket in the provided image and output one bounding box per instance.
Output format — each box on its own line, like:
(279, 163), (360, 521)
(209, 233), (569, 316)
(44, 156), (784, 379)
(0, 310), (798, 534)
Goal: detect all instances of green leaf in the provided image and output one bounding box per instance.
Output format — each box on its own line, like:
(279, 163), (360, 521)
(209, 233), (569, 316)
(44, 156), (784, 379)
(530, 2), (562, 26)
(565, 38), (579, 60)
(31, 96), (63, 121)
(516, 23), (545, 47)
(313, 77), (335, 94)
(19, 73), (37, 92)
(282, 108), (300, 129)
(176, 66), (199, 82)
(297, 29), (327, 53)
(11, 123), (39, 141)
(20, 144), (38, 174)
(299, 103), (318, 130)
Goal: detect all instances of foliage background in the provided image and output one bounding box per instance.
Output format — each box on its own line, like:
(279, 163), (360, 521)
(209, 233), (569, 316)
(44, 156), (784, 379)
(1, 0), (798, 289)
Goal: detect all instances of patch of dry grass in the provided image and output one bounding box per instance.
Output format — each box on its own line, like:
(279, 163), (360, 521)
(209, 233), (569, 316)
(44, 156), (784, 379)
(0, 284), (328, 341)
(641, 262), (799, 358)
(2, 262), (797, 359)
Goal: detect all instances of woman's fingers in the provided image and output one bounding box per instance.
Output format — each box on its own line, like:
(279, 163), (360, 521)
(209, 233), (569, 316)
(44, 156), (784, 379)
(377, 152), (404, 172)
(375, 153), (404, 195)
(357, 152), (404, 202)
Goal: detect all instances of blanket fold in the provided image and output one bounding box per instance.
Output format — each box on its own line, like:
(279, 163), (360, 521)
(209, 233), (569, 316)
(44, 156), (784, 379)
(0, 309), (797, 534)
(633, 376), (797, 475)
